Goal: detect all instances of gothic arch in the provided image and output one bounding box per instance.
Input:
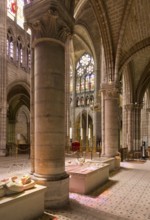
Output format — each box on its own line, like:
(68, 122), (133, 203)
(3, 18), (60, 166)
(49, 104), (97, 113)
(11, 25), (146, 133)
(136, 62), (150, 104)
(119, 38), (150, 74)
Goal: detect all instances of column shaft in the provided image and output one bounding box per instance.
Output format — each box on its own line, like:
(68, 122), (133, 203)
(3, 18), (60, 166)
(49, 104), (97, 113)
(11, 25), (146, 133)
(101, 83), (119, 157)
(0, 1), (7, 156)
(24, 0), (74, 208)
(105, 96), (119, 156)
(34, 40), (66, 177)
(30, 46), (35, 173)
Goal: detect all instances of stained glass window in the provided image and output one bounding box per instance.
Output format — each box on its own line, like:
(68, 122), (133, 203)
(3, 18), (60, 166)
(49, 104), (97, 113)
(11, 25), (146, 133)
(76, 53), (95, 93)
(10, 40), (14, 58)
(16, 37), (23, 65)
(7, 0), (25, 29)
(7, 30), (14, 59)
(7, 0), (16, 21)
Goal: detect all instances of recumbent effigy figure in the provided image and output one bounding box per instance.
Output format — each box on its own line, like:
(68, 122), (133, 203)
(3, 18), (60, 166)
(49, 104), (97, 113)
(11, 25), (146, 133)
(0, 175), (35, 198)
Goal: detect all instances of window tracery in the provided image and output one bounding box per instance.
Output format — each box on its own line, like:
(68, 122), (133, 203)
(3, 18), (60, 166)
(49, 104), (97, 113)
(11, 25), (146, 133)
(75, 53), (95, 107)
(76, 53), (95, 94)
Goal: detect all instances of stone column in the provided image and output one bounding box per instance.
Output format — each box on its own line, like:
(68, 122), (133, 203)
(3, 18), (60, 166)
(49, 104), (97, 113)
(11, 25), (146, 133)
(100, 89), (105, 155)
(122, 105), (128, 148)
(65, 37), (71, 151)
(101, 83), (119, 157)
(34, 36), (69, 206)
(94, 50), (101, 151)
(71, 67), (76, 142)
(134, 104), (142, 150)
(141, 107), (149, 144)
(124, 104), (134, 152)
(0, 1), (7, 156)
(30, 42), (35, 174)
(147, 108), (150, 146)
(24, 1), (74, 208)
(71, 39), (76, 142)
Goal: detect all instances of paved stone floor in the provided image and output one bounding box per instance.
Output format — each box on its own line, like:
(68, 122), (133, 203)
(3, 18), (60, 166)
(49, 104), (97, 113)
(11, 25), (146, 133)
(0, 155), (150, 220)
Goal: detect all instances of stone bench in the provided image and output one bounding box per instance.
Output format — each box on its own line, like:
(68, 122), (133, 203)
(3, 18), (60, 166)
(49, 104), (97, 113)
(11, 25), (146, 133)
(0, 184), (46, 220)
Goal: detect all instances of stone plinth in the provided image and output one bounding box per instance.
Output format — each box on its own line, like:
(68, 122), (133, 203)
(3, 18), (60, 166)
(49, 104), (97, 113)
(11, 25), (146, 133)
(0, 184), (46, 220)
(66, 162), (109, 194)
(42, 176), (69, 209)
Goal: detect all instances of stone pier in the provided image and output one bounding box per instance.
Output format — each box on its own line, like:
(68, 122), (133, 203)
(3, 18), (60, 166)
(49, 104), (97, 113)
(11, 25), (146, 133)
(24, 1), (74, 208)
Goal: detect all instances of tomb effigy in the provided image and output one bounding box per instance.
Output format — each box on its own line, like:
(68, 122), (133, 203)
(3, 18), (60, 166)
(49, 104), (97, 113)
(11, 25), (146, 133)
(0, 175), (35, 197)
(0, 175), (46, 220)
(66, 159), (110, 194)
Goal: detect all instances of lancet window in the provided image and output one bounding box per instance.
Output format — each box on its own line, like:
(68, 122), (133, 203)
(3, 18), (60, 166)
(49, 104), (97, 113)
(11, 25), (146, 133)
(27, 44), (31, 69)
(7, 30), (14, 59)
(16, 37), (23, 65)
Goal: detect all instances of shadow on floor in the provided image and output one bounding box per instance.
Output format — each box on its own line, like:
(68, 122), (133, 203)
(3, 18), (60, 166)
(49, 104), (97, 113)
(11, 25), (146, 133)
(88, 179), (118, 197)
(45, 198), (127, 220)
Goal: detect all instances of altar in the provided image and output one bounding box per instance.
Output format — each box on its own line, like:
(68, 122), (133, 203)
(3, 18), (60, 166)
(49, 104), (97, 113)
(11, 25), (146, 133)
(66, 161), (109, 194)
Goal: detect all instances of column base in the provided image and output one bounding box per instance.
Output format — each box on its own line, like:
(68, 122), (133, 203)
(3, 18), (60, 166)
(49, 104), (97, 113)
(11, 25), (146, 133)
(33, 174), (69, 209)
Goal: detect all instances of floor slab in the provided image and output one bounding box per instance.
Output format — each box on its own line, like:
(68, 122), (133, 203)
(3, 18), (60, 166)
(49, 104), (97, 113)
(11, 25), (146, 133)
(0, 155), (150, 220)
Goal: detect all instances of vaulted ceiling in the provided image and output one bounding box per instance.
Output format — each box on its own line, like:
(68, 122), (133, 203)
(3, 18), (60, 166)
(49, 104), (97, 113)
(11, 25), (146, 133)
(73, 0), (150, 102)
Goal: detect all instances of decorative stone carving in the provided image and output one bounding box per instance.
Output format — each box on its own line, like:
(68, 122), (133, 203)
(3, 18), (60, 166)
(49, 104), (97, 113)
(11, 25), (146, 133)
(24, 0), (74, 43)
(125, 104), (134, 111)
(100, 82), (120, 99)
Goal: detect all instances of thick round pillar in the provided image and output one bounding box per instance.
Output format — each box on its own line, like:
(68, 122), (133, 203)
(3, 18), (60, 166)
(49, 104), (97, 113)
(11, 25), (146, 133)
(34, 39), (69, 208)
(24, 0), (74, 209)
(127, 104), (134, 152)
(105, 96), (119, 156)
(101, 84), (119, 157)
(0, 0), (7, 156)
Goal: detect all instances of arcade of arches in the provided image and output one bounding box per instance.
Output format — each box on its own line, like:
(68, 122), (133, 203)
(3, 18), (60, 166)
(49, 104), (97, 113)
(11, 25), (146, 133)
(0, 0), (150, 209)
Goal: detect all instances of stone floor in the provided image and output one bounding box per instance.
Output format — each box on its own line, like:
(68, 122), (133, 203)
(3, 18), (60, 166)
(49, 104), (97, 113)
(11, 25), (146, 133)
(0, 154), (150, 220)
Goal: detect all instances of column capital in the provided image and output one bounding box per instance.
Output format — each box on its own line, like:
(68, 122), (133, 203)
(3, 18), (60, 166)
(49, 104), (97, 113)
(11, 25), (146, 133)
(124, 104), (134, 111)
(134, 103), (143, 110)
(125, 103), (143, 111)
(100, 82), (120, 99)
(24, 0), (75, 43)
